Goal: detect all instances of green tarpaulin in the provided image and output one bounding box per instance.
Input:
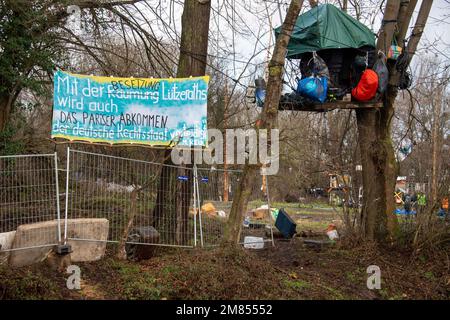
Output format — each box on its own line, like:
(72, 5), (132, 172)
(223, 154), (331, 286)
(275, 4), (376, 58)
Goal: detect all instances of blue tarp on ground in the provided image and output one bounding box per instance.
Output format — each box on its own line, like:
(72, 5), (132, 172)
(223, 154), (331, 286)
(394, 208), (416, 215)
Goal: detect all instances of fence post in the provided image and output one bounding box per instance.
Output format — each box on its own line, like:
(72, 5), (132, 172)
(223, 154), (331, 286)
(193, 166), (197, 247)
(265, 174), (275, 247)
(194, 165), (204, 247)
(54, 152), (62, 243)
(64, 147), (70, 244)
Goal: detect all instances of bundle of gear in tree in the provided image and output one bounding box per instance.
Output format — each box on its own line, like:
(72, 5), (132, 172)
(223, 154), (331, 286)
(372, 52), (389, 96)
(395, 41), (412, 90)
(296, 52), (330, 103)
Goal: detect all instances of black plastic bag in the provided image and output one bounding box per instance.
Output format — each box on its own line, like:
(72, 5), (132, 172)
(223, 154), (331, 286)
(351, 54), (367, 87)
(395, 43), (413, 90)
(398, 70), (412, 90)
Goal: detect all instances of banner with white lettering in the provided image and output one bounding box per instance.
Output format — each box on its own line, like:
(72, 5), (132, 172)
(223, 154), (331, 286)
(51, 71), (208, 146)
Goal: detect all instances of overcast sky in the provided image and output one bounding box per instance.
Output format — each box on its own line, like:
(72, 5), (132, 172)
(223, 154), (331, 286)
(417, 0), (450, 59)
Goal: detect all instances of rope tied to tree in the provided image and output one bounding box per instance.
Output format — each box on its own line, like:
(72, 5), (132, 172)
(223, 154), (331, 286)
(381, 19), (398, 25)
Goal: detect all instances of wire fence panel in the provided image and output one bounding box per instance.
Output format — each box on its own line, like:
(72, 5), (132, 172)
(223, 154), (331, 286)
(195, 167), (274, 247)
(0, 154), (61, 251)
(240, 174), (275, 246)
(1, 149), (274, 254)
(195, 167), (240, 246)
(66, 149), (196, 248)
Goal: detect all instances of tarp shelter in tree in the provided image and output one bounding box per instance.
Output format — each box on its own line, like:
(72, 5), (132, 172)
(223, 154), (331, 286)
(274, 3), (376, 58)
(272, 4), (382, 112)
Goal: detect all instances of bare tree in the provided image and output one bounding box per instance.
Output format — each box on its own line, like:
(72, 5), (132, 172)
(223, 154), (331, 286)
(223, 0), (304, 245)
(356, 0), (434, 241)
(151, 0), (212, 246)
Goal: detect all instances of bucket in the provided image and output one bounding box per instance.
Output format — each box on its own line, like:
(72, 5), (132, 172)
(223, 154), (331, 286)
(243, 236), (264, 249)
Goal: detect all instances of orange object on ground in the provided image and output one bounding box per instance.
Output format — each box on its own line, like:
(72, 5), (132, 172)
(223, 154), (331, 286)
(443, 197), (449, 210)
(253, 208), (269, 220)
(201, 202), (216, 215)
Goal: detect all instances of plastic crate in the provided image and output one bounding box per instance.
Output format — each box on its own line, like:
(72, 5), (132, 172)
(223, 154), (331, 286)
(275, 208), (297, 239)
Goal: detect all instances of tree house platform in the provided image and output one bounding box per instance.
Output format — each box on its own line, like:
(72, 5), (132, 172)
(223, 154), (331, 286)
(279, 100), (383, 112)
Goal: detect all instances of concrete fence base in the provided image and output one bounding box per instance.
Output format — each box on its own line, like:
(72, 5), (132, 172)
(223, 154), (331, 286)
(2, 218), (109, 267)
(0, 231), (16, 265)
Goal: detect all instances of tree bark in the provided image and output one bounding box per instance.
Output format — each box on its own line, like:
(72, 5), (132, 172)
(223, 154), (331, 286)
(0, 96), (9, 132)
(0, 93), (16, 132)
(356, 0), (402, 241)
(152, 0), (211, 245)
(176, 0), (211, 78)
(397, 0), (417, 44)
(430, 82), (442, 206)
(405, 0), (433, 66)
(117, 189), (138, 259)
(308, 0), (318, 8)
(224, 164), (256, 244)
(356, 0), (433, 241)
(223, 0), (304, 245)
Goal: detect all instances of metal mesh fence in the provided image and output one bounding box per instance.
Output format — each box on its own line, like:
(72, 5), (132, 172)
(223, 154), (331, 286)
(240, 174), (275, 246)
(195, 167), (274, 247)
(65, 149), (196, 247)
(0, 149), (274, 254)
(195, 167), (241, 246)
(0, 154), (61, 251)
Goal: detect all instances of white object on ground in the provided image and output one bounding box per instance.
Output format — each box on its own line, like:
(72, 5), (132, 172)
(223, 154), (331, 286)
(243, 217), (250, 227)
(243, 236), (265, 249)
(327, 229), (339, 240)
(106, 182), (139, 193)
(217, 210), (226, 218)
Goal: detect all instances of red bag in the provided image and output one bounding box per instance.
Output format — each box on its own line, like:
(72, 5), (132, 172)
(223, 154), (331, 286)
(351, 69), (379, 101)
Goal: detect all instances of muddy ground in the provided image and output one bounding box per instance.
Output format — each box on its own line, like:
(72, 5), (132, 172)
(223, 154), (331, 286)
(1, 238), (448, 300)
(1, 203), (449, 300)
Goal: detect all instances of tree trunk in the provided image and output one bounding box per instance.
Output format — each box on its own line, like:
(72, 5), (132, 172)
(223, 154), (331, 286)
(223, 0), (304, 245)
(397, 0), (417, 44)
(117, 189), (138, 259)
(152, 0), (211, 245)
(0, 94), (13, 132)
(153, 164), (177, 237)
(356, 0), (403, 241)
(223, 164), (256, 243)
(430, 84), (442, 206)
(356, 91), (398, 241)
(0, 98), (8, 132)
(356, 0), (433, 241)
(404, 1), (433, 66)
(223, 79), (229, 202)
(176, 167), (193, 245)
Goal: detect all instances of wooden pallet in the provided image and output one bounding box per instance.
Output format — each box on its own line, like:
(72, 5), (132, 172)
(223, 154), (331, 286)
(279, 100), (383, 112)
